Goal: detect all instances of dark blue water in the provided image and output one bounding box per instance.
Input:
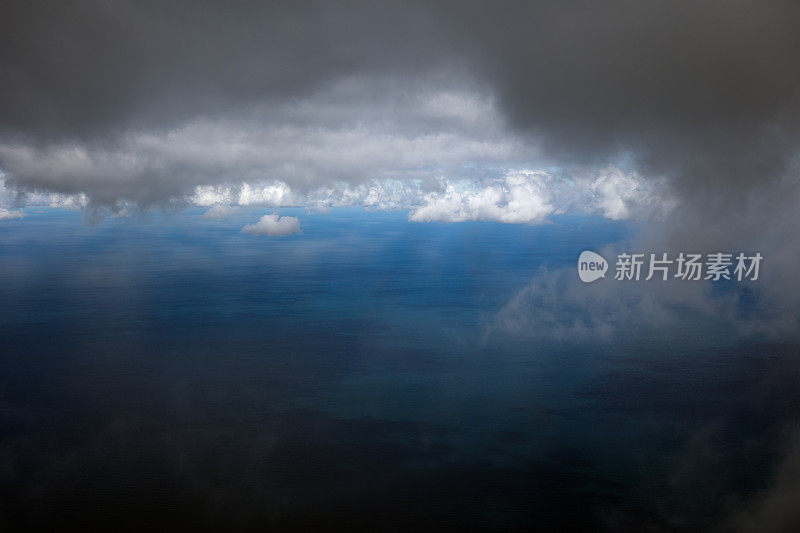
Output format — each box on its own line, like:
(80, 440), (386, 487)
(1, 209), (797, 530)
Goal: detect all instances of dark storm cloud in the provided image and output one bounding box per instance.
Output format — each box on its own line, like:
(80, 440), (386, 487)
(2, 1), (799, 193)
(449, 1), (800, 167)
(0, 0), (453, 140)
(3, 1), (800, 148)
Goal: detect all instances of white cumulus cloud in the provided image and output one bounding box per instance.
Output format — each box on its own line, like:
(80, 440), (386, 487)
(241, 214), (301, 237)
(409, 170), (555, 224)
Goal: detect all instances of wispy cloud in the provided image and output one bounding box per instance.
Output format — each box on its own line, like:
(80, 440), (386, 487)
(0, 208), (23, 221)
